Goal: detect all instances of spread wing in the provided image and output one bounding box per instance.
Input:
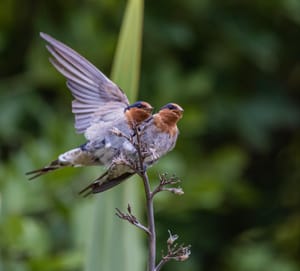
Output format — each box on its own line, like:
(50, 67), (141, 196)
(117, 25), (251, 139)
(40, 32), (130, 135)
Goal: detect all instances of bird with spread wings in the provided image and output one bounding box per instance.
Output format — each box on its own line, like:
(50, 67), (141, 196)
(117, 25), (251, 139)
(26, 33), (153, 180)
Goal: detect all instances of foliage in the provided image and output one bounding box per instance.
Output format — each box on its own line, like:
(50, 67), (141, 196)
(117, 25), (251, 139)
(1, 0), (300, 270)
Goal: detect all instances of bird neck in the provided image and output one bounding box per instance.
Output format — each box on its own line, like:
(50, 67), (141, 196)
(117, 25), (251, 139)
(125, 108), (152, 128)
(154, 112), (180, 136)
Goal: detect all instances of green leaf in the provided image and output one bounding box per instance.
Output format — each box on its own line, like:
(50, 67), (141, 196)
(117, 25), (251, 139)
(111, 0), (143, 102)
(84, 0), (144, 270)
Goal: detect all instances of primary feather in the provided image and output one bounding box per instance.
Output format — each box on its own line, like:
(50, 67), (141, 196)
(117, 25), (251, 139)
(40, 32), (129, 135)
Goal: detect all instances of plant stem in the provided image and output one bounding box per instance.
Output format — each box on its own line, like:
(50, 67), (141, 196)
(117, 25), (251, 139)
(141, 171), (156, 271)
(134, 125), (156, 271)
(155, 258), (168, 271)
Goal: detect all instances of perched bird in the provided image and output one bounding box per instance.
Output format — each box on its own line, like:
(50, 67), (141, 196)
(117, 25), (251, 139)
(79, 103), (184, 196)
(26, 33), (153, 180)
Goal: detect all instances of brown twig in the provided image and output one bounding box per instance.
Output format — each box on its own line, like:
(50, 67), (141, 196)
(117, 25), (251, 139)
(155, 230), (191, 271)
(151, 173), (183, 199)
(115, 204), (150, 234)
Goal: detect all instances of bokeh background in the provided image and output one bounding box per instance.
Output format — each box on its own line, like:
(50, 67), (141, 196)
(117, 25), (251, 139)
(1, 0), (300, 270)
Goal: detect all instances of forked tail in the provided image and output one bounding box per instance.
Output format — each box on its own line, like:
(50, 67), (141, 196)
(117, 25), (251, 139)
(26, 147), (94, 180)
(26, 159), (69, 180)
(79, 171), (134, 197)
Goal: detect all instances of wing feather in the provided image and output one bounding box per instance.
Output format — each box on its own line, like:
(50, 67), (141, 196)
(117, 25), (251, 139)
(40, 32), (130, 135)
(46, 46), (98, 87)
(66, 82), (100, 101)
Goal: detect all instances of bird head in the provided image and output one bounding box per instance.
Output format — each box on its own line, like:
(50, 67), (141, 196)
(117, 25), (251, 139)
(158, 103), (184, 124)
(124, 101), (153, 126)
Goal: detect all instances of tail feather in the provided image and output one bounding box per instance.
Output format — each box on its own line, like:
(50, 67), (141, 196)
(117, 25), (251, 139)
(79, 171), (134, 197)
(26, 147), (95, 180)
(26, 159), (68, 180)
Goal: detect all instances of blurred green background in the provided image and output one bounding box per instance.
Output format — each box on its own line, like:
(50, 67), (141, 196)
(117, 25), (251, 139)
(1, 0), (300, 270)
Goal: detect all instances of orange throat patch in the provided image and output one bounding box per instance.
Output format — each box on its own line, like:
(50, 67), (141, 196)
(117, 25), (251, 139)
(153, 113), (179, 137)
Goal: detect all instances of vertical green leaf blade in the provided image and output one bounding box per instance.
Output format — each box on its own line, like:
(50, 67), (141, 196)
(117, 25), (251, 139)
(85, 0), (144, 270)
(111, 0), (143, 101)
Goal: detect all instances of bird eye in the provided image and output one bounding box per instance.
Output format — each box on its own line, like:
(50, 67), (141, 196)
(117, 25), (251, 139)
(132, 101), (144, 108)
(166, 104), (177, 110)
(126, 101), (152, 111)
(160, 103), (183, 112)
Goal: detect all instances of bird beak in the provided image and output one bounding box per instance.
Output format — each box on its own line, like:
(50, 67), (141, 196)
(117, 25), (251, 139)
(146, 106), (154, 113)
(177, 106), (184, 112)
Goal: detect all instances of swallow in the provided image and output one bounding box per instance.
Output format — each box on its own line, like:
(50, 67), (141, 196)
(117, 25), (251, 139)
(79, 103), (184, 196)
(26, 33), (153, 180)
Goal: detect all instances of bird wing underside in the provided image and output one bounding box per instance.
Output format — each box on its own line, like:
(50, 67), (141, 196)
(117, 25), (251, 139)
(40, 32), (130, 134)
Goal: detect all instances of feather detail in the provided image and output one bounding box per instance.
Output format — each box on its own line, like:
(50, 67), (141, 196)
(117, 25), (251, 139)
(153, 113), (178, 137)
(79, 163), (134, 196)
(125, 108), (153, 127)
(40, 32), (129, 135)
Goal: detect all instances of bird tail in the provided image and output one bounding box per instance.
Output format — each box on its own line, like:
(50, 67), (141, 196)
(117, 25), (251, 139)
(26, 159), (67, 180)
(79, 170), (134, 197)
(26, 147), (92, 180)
